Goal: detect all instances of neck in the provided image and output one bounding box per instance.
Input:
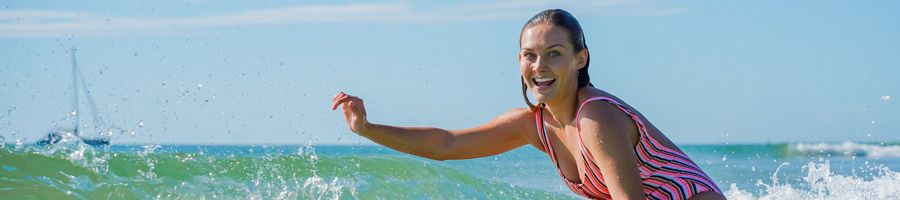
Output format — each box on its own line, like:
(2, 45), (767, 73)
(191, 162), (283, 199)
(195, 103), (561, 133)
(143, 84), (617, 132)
(543, 87), (580, 126)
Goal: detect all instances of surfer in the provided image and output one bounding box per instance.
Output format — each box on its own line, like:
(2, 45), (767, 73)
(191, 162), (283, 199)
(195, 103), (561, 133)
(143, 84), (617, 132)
(332, 9), (724, 200)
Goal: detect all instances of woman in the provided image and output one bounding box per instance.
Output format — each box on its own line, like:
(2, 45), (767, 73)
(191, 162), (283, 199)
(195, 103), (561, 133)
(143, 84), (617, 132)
(331, 9), (724, 200)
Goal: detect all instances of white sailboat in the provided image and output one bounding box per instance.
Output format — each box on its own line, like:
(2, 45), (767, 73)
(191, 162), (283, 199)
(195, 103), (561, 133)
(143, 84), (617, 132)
(36, 48), (110, 146)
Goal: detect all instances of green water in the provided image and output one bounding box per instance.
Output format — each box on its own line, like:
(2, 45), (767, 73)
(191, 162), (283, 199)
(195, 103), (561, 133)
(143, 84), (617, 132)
(0, 145), (573, 199)
(5, 141), (900, 199)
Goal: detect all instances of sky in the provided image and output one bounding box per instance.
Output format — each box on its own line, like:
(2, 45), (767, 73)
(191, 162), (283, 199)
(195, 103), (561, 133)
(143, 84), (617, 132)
(1, 0), (898, 145)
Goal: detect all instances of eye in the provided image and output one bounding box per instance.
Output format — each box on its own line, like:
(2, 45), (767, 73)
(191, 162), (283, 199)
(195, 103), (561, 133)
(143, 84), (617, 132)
(548, 51), (560, 57)
(523, 52), (537, 60)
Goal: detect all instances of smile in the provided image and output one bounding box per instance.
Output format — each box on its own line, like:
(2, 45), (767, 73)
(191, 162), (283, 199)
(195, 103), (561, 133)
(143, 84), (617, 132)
(532, 77), (556, 88)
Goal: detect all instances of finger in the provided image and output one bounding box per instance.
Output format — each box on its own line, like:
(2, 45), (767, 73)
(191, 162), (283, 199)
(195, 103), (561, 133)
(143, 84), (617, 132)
(331, 93), (348, 109)
(342, 101), (351, 114)
(333, 93), (357, 110)
(331, 95), (347, 110)
(332, 96), (354, 110)
(332, 91), (346, 103)
(346, 96), (362, 108)
(343, 97), (364, 114)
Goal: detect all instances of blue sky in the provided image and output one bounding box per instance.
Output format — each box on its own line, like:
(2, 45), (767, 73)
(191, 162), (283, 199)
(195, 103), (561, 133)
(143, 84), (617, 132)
(1, 1), (898, 145)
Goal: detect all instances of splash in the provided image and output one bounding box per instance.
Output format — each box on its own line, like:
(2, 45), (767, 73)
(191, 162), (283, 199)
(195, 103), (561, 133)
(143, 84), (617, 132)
(0, 144), (568, 199)
(725, 161), (900, 200)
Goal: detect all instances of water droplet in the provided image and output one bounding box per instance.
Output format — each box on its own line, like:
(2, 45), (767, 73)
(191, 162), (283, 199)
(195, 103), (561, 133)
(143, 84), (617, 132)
(197, 84), (203, 89)
(133, 52), (138, 56)
(882, 95), (891, 101)
(721, 155), (727, 161)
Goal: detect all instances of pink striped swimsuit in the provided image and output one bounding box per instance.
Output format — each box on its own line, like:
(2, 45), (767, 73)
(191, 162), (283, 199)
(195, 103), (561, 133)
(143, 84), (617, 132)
(535, 96), (721, 200)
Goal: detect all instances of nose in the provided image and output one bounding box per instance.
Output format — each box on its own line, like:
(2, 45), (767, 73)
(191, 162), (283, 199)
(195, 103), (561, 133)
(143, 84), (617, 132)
(531, 56), (548, 73)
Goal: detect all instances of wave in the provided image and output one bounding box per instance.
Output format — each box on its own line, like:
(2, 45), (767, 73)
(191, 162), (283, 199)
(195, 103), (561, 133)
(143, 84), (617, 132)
(0, 144), (572, 199)
(788, 141), (900, 158)
(724, 161), (900, 199)
(5, 139), (900, 199)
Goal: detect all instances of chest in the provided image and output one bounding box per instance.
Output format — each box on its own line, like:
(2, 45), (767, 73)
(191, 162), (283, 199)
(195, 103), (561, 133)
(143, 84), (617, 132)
(541, 125), (591, 183)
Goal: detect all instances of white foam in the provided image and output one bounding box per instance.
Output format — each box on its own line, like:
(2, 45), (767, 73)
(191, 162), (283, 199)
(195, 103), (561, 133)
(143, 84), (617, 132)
(301, 175), (351, 200)
(725, 161), (900, 200)
(790, 141), (900, 158)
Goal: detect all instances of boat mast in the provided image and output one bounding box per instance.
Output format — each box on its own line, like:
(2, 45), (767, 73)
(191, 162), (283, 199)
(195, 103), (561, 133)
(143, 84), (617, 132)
(71, 48), (80, 136)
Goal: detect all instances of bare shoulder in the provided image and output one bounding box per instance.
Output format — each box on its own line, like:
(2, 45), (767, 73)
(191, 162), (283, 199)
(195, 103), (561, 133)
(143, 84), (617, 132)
(576, 95), (641, 150)
(485, 107), (537, 133)
(490, 107), (534, 126)
(502, 107), (534, 119)
(493, 107), (542, 148)
(575, 91), (646, 197)
(575, 87), (636, 135)
(577, 100), (634, 135)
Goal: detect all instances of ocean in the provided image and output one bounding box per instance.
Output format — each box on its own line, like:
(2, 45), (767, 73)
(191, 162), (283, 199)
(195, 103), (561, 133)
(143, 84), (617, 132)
(2, 139), (900, 199)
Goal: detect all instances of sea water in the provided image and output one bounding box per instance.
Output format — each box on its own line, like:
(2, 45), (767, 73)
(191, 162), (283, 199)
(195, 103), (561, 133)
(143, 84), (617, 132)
(2, 140), (900, 199)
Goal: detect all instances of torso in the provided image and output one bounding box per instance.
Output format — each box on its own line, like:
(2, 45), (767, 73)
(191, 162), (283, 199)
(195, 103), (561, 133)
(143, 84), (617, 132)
(524, 87), (721, 199)
(529, 87), (686, 183)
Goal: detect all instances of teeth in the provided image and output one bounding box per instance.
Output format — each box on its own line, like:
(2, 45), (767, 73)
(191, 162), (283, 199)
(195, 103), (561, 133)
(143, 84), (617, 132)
(534, 77), (555, 82)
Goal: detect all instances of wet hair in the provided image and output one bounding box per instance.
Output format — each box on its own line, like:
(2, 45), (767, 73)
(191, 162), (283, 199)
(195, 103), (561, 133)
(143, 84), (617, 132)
(520, 9), (592, 110)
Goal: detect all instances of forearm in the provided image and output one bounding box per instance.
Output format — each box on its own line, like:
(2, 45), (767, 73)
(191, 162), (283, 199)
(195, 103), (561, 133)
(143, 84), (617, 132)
(357, 123), (452, 160)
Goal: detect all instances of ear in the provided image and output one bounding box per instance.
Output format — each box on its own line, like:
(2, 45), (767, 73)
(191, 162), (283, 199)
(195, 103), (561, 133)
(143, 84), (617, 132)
(517, 51), (522, 63)
(576, 48), (589, 70)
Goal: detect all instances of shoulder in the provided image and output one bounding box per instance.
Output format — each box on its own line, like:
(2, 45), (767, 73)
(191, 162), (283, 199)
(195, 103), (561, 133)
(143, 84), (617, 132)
(508, 107), (534, 116)
(575, 88), (634, 133)
(500, 107), (535, 121)
(577, 99), (632, 132)
(487, 107), (537, 130)
(576, 97), (638, 148)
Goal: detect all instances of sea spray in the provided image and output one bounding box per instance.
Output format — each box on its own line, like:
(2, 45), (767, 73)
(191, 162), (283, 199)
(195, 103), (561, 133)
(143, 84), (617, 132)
(1, 144), (570, 199)
(5, 142), (900, 199)
(724, 161), (900, 199)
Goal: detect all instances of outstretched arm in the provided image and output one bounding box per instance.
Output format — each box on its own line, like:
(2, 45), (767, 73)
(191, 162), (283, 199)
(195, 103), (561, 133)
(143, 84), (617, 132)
(331, 92), (534, 161)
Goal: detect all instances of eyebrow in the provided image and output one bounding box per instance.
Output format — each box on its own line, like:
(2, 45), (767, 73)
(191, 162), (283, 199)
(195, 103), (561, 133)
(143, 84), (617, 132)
(522, 44), (566, 51)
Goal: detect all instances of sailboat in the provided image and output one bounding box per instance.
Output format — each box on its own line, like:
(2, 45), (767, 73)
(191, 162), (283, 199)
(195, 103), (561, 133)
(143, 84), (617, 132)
(35, 48), (111, 146)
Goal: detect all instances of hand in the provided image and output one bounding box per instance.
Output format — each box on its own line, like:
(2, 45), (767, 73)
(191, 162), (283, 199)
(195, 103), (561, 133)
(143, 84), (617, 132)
(331, 91), (369, 133)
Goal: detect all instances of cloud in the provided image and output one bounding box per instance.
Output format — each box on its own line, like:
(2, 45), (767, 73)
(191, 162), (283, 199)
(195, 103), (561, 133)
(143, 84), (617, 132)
(0, 1), (684, 38)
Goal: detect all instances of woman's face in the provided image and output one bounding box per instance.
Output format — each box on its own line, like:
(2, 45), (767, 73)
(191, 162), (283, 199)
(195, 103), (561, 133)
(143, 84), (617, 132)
(519, 24), (587, 105)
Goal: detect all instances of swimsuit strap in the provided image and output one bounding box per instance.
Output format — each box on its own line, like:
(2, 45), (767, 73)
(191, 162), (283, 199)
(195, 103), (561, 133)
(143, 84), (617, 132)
(534, 106), (565, 176)
(575, 96), (723, 197)
(576, 97), (684, 156)
(575, 97), (651, 145)
(535, 106), (604, 198)
(536, 96), (723, 199)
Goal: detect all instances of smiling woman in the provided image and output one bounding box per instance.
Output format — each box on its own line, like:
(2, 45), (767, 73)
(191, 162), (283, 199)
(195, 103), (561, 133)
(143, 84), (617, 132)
(2, 1), (899, 199)
(332, 9), (725, 200)
(518, 8), (592, 109)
